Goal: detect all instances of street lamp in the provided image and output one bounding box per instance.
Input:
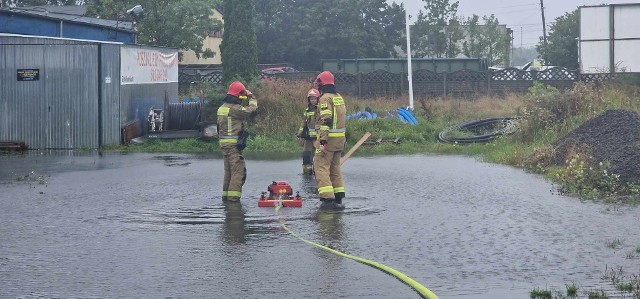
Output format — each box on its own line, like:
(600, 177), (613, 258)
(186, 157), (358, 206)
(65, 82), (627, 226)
(115, 5), (144, 42)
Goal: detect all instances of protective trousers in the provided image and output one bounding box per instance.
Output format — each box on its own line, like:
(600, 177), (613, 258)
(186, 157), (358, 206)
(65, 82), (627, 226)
(313, 149), (344, 199)
(221, 143), (246, 201)
(302, 140), (315, 174)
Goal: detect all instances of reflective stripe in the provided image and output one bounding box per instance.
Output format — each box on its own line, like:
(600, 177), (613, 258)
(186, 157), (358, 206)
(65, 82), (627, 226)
(315, 148), (322, 154)
(320, 125), (330, 130)
(334, 187), (345, 193)
(305, 111), (315, 116)
(320, 110), (332, 116)
(249, 99), (257, 106)
(328, 128), (345, 133)
(328, 132), (345, 137)
(309, 132), (318, 137)
(217, 106), (232, 134)
(332, 96), (344, 106)
(219, 139), (237, 144)
(219, 135), (238, 139)
(227, 190), (242, 197)
(222, 191), (229, 196)
(217, 107), (230, 116)
(318, 186), (334, 194)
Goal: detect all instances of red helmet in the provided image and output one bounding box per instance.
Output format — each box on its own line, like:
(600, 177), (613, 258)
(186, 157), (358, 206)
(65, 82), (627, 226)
(315, 71), (334, 87)
(307, 89), (319, 99)
(227, 81), (246, 97)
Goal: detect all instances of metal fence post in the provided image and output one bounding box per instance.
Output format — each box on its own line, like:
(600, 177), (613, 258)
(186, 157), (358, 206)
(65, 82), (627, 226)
(443, 72), (448, 97)
(487, 71), (491, 97)
(357, 72), (362, 99)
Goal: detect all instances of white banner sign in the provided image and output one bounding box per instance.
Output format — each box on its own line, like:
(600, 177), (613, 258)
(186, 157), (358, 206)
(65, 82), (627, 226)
(120, 47), (178, 85)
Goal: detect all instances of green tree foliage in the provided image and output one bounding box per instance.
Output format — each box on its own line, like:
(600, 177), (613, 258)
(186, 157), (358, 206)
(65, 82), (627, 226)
(462, 14), (510, 67)
(410, 0), (461, 58)
(87, 0), (222, 60)
(254, 0), (405, 70)
(536, 9), (578, 69)
(220, 0), (257, 84)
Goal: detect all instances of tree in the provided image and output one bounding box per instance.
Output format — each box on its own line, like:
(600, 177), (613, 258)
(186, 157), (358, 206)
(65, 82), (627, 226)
(220, 0), (257, 84)
(409, 0), (461, 58)
(87, 0), (222, 60)
(254, 0), (405, 70)
(536, 9), (578, 69)
(462, 14), (510, 67)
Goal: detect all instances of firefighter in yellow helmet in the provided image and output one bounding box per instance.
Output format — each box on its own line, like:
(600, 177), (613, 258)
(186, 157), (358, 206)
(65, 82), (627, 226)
(313, 71), (347, 210)
(297, 88), (320, 175)
(217, 81), (258, 202)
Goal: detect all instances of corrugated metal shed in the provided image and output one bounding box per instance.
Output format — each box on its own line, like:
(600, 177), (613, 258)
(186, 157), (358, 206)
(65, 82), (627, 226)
(1, 34), (179, 149)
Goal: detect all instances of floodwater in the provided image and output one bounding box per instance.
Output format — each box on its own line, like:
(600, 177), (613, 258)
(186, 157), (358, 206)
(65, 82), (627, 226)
(1, 151), (639, 299)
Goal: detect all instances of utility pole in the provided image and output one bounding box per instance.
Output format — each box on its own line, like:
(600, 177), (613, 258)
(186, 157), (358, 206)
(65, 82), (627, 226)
(540, 0), (548, 51)
(404, 1), (414, 110)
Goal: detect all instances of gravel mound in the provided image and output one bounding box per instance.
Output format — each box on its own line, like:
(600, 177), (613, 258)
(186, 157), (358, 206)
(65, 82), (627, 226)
(552, 109), (640, 185)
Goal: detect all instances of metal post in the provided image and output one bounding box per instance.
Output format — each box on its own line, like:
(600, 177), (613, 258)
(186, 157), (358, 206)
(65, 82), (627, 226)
(540, 0), (548, 51)
(405, 1), (414, 110)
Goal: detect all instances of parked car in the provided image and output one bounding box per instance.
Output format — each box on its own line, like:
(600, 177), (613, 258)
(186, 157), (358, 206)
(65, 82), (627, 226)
(260, 67), (298, 75)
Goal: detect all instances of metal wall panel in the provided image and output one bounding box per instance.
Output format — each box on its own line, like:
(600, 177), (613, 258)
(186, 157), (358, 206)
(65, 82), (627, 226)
(0, 45), (48, 148)
(1, 35), (104, 149)
(99, 43), (121, 146)
(580, 4), (640, 73)
(580, 6), (610, 40)
(44, 44), (99, 149)
(614, 5), (640, 39)
(580, 41), (610, 73)
(614, 40), (640, 72)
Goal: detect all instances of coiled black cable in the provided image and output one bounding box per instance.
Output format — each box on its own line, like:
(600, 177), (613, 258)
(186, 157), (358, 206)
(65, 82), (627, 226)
(437, 117), (515, 144)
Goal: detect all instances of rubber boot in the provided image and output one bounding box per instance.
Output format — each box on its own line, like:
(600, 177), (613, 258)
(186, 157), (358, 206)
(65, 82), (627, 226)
(334, 192), (345, 206)
(319, 198), (345, 211)
(303, 164), (314, 175)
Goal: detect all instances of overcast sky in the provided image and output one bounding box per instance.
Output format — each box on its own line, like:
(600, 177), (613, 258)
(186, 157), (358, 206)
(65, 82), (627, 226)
(394, 0), (638, 48)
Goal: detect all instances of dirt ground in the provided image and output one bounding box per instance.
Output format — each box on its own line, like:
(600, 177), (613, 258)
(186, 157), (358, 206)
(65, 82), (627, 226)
(552, 109), (640, 185)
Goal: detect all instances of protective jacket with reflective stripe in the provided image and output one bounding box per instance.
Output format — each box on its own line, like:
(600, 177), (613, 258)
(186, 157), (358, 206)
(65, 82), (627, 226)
(297, 105), (318, 140)
(217, 98), (258, 143)
(316, 92), (346, 151)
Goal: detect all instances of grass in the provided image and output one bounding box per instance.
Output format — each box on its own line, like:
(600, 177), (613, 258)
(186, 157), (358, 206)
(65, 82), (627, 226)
(109, 79), (640, 201)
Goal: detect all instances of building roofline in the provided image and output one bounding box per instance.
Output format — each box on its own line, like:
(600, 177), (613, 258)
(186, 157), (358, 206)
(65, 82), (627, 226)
(0, 7), (135, 33)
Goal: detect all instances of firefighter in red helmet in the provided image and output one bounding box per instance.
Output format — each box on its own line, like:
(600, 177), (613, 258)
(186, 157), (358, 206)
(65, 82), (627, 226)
(297, 88), (320, 175)
(217, 81), (258, 202)
(313, 71), (347, 210)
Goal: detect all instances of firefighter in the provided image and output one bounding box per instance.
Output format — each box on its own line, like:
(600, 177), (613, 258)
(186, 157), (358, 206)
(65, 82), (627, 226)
(297, 88), (320, 175)
(313, 71), (347, 210)
(217, 81), (258, 202)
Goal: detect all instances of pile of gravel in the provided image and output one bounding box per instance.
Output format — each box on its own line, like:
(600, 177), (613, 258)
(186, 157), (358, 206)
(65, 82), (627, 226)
(552, 109), (640, 185)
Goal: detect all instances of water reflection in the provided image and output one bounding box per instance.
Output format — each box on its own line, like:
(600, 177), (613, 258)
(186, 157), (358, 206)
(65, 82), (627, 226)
(222, 201), (246, 244)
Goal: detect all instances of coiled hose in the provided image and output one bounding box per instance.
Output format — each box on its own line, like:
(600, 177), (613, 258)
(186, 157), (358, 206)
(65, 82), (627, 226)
(437, 117), (515, 144)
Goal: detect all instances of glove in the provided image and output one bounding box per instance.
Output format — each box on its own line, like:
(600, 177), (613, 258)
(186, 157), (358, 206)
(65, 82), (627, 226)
(320, 140), (327, 153)
(297, 137), (304, 146)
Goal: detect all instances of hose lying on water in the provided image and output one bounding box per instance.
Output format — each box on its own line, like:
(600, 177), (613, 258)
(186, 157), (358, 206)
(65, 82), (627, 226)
(437, 117), (515, 144)
(280, 221), (439, 299)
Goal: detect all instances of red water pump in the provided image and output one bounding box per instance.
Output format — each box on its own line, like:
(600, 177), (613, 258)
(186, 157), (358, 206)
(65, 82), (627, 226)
(258, 181), (303, 207)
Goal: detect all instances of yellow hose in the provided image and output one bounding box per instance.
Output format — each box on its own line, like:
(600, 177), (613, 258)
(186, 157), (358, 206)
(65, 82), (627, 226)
(280, 222), (439, 299)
